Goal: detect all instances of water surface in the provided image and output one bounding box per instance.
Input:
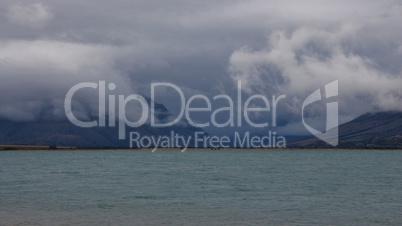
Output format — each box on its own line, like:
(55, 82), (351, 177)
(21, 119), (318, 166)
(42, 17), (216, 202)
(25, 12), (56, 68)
(1, 150), (401, 225)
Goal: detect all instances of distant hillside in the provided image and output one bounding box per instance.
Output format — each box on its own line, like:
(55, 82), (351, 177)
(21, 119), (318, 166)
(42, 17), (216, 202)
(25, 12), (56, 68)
(1, 109), (401, 149)
(0, 101), (205, 148)
(292, 111), (402, 148)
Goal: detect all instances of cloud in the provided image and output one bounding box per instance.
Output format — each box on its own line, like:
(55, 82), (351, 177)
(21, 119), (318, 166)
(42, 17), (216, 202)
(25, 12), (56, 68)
(5, 3), (53, 29)
(0, 0), (401, 133)
(228, 6), (402, 125)
(0, 40), (135, 121)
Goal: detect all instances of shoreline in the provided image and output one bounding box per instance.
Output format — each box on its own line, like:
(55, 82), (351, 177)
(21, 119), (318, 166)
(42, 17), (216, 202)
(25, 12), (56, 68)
(1, 145), (402, 151)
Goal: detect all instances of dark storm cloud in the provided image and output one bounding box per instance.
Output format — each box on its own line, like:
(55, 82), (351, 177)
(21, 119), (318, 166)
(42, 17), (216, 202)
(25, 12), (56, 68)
(0, 0), (401, 133)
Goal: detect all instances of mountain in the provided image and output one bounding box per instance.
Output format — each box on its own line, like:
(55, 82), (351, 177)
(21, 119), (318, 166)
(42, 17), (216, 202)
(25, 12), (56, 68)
(1, 108), (401, 149)
(292, 111), (402, 149)
(0, 101), (205, 148)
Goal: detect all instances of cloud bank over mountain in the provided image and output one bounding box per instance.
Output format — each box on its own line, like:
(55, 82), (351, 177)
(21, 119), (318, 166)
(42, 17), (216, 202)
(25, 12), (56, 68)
(0, 0), (401, 133)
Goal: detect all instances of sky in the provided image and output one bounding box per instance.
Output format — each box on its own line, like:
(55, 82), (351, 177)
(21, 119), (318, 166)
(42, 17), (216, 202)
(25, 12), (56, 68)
(0, 0), (401, 135)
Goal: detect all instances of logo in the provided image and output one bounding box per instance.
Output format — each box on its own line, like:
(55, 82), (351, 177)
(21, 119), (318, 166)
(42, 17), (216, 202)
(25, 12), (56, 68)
(63, 81), (288, 150)
(63, 79), (340, 150)
(302, 80), (339, 146)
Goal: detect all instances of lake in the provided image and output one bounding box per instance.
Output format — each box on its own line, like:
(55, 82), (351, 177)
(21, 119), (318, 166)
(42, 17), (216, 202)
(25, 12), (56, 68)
(1, 150), (401, 225)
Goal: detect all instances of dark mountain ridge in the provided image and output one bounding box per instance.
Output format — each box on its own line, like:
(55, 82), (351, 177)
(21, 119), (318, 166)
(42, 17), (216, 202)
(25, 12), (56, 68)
(0, 100), (205, 148)
(0, 111), (401, 149)
(291, 111), (402, 148)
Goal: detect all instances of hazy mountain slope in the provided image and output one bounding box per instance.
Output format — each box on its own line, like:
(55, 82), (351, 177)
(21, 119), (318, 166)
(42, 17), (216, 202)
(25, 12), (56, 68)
(292, 111), (402, 148)
(0, 100), (205, 147)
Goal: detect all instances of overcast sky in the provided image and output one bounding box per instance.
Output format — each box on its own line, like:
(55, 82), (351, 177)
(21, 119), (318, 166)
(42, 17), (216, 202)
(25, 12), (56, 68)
(0, 0), (401, 134)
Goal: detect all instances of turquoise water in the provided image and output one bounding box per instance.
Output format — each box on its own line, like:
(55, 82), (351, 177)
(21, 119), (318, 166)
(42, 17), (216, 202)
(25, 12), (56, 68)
(1, 150), (402, 225)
